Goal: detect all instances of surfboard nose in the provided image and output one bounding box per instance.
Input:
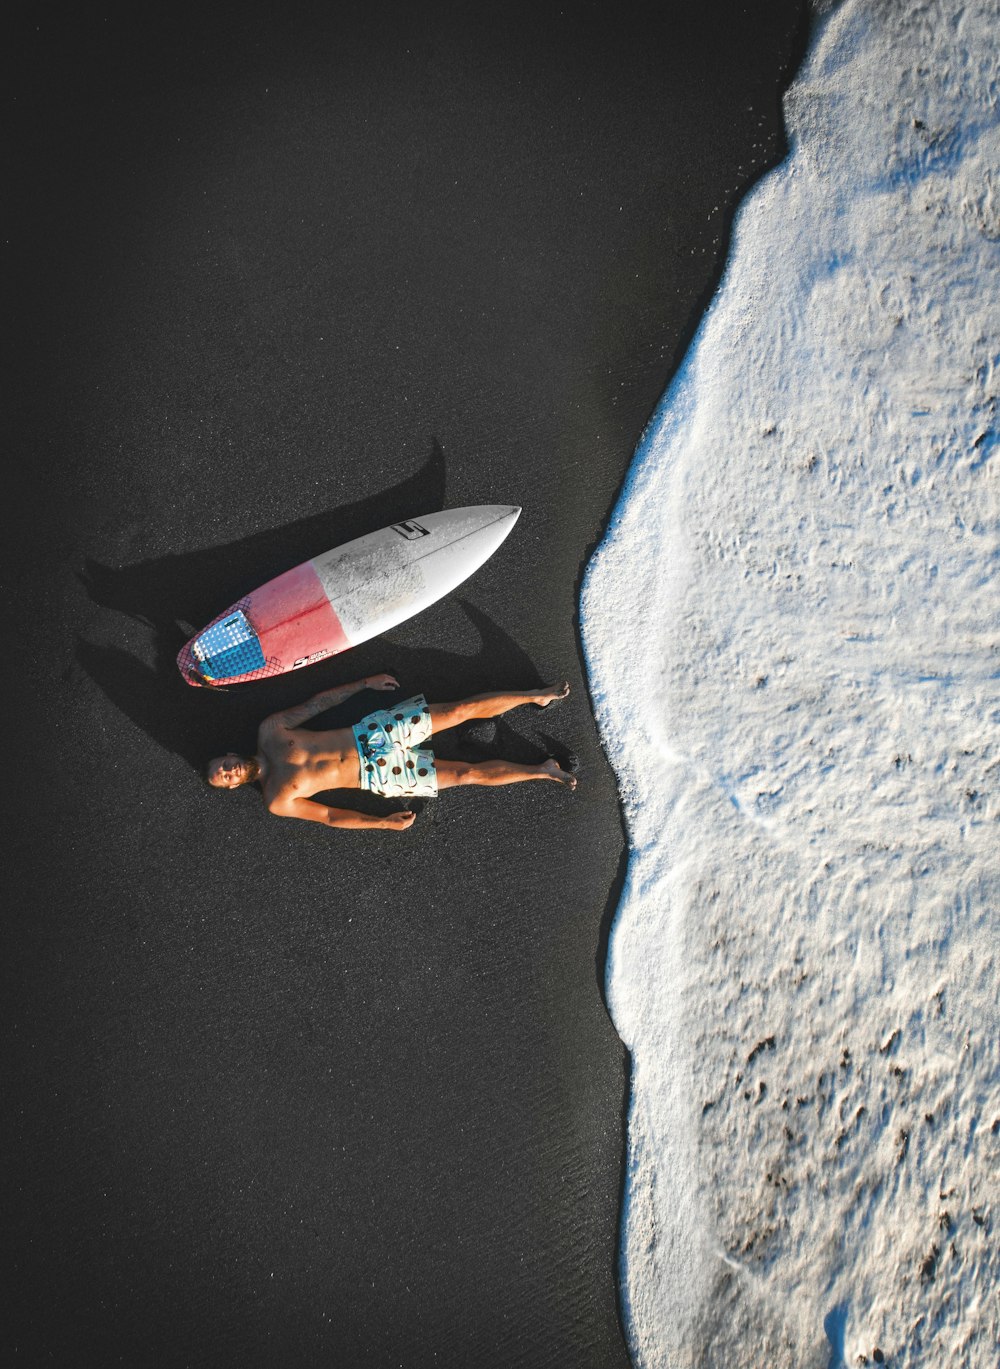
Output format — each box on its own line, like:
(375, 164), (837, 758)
(481, 504), (520, 539)
(487, 504), (520, 539)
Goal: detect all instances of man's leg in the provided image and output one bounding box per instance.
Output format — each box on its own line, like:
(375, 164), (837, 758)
(435, 758), (577, 790)
(428, 681), (569, 735)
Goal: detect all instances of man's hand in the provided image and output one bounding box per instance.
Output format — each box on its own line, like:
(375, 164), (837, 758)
(366, 673), (399, 692)
(382, 811), (415, 830)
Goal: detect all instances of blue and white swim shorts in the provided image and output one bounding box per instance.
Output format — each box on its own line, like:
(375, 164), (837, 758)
(353, 694), (438, 799)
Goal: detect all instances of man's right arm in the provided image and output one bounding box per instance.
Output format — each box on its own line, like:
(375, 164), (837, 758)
(267, 674), (399, 730)
(268, 798), (415, 831)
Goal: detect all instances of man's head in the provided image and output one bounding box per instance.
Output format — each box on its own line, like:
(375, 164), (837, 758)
(206, 753), (260, 789)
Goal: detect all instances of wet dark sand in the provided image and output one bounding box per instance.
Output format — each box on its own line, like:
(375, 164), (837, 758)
(6, 3), (805, 1365)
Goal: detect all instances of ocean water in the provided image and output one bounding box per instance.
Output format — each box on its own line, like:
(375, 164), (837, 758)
(581, 2), (999, 1366)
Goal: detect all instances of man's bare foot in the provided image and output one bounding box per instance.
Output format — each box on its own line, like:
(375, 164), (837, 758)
(534, 681), (570, 707)
(541, 758), (577, 789)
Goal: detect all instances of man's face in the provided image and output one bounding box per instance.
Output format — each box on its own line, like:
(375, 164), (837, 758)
(207, 754), (252, 789)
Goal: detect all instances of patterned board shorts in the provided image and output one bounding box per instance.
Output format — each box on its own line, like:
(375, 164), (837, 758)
(353, 694), (438, 799)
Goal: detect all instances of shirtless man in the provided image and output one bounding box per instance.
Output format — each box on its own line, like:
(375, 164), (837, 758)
(206, 674), (576, 831)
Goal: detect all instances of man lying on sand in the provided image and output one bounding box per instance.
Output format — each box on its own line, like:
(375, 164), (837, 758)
(206, 675), (576, 831)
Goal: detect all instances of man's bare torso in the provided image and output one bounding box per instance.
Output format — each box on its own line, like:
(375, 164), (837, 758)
(257, 716), (361, 806)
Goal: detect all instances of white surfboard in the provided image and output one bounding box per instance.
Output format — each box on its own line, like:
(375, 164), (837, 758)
(178, 505), (521, 685)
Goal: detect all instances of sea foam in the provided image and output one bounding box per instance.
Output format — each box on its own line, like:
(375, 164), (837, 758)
(581, 1), (999, 1364)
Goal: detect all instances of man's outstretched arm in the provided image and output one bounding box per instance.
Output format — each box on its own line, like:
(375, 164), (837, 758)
(268, 798), (415, 831)
(268, 673), (398, 728)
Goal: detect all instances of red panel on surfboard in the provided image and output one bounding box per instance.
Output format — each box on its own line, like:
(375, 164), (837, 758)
(252, 560), (350, 663)
(177, 561), (349, 686)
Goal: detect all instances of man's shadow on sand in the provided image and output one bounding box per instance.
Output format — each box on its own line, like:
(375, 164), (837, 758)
(77, 443), (552, 775)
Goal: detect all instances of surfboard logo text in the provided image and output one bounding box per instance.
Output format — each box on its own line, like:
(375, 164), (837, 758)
(391, 520), (430, 540)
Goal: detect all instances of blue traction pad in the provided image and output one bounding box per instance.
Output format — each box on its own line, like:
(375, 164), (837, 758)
(192, 609), (266, 681)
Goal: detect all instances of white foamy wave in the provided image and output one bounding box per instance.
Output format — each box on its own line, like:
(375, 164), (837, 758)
(582, 1), (1000, 1364)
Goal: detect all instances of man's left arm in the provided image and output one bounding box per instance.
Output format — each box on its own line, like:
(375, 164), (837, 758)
(268, 673), (399, 729)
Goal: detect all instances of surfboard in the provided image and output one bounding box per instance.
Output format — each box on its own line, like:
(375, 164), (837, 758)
(177, 505), (521, 686)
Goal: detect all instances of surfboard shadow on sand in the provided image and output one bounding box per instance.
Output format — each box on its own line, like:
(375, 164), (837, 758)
(80, 441), (448, 643)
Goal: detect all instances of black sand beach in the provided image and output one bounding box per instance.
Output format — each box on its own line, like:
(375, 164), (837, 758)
(6, 3), (805, 1365)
